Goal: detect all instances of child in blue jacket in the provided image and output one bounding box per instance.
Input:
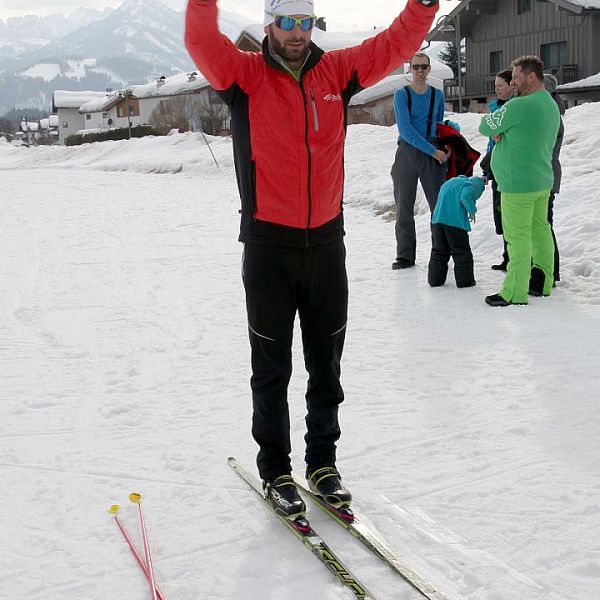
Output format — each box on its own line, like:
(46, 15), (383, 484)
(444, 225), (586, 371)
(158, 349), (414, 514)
(428, 175), (485, 288)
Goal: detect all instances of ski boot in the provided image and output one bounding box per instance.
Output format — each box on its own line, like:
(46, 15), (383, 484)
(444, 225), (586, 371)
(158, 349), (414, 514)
(306, 466), (354, 523)
(263, 475), (309, 532)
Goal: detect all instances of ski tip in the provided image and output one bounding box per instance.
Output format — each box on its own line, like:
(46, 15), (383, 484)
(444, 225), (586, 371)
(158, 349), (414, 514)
(128, 492), (142, 504)
(108, 504), (121, 515)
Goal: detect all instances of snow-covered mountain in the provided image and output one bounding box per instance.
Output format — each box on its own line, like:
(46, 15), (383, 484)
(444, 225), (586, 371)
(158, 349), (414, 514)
(0, 0), (251, 116)
(0, 8), (110, 55)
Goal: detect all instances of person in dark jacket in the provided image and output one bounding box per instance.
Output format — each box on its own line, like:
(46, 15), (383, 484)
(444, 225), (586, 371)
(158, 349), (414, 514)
(185, 0), (439, 523)
(481, 69), (514, 271)
(530, 73), (564, 290)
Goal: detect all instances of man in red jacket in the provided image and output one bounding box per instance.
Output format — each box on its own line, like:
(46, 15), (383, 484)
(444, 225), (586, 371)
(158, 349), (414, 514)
(185, 0), (438, 525)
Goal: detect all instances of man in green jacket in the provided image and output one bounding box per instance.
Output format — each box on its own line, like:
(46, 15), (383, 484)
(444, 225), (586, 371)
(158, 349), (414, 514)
(479, 55), (560, 306)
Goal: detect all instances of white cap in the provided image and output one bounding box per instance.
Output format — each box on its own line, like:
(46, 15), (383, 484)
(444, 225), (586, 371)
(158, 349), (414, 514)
(264, 0), (315, 27)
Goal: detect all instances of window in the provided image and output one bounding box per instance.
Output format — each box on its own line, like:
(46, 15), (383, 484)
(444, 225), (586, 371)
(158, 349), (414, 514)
(63, 121), (68, 128)
(490, 51), (504, 74)
(86, 114), (91, 120)
(517, 0), (531, 14)
(541, 41), (568, 68)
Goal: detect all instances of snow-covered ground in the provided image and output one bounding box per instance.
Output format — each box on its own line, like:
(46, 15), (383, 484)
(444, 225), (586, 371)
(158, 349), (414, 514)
(1, 103), (599, 600)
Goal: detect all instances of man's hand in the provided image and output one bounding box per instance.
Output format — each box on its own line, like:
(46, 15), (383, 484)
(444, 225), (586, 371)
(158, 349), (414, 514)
(433, 149), (450, 164)
(493, 134), (503, 143)
(469, 213), (476, 224)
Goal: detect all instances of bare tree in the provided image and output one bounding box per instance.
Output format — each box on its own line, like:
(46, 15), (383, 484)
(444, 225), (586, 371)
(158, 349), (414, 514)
(149, 96), (190, 133)
(149, 91), (230, 136)
(190, 91), (229, 136)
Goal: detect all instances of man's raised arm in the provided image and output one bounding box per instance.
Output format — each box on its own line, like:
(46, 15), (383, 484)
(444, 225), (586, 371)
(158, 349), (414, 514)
(331, 0), (439, 90)
(185, 0), (259, 92)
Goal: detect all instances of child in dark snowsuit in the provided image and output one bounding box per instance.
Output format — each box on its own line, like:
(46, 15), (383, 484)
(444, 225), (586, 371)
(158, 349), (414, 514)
(428, 175), (485, 288)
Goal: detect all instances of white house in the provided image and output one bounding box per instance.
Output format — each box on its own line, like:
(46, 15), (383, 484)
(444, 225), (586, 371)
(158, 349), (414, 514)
(77, 92), (143, 134)
(76, 72), (216, 136)
(52, 90), (109, 145)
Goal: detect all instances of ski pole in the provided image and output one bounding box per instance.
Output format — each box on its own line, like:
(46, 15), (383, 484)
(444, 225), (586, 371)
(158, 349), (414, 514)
(200, 128), (219, 168)
(108, 505), (166, 600)
(129, 493), (159, 600)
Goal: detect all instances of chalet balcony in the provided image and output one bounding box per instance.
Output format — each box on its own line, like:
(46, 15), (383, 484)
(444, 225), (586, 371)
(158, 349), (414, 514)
(545, 64), (579, 84)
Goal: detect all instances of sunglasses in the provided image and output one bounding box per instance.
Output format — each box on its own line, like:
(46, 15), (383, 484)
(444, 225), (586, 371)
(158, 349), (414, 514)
(273, 14), (316, 32)
(410, 64), (430, 70)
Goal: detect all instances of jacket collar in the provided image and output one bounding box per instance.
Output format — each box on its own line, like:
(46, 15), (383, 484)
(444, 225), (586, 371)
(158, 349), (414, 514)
(261, 36), (324, 79)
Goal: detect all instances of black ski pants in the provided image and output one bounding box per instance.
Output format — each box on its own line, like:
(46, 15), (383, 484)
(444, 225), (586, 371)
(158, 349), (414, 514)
(492, 179), (509, 266)
(428, 224), (475, 288)
(242, 239), (348, 481)
(547, 192), (560, 281)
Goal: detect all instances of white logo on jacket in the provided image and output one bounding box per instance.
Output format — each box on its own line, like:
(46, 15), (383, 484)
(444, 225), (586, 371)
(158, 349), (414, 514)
(323, 93), (342, 102)
(484, 106), (507, 131)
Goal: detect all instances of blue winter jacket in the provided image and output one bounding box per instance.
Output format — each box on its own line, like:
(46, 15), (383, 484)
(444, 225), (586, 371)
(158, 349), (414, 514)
(394, 85), (445, 156)
(432, 176), (485, 232)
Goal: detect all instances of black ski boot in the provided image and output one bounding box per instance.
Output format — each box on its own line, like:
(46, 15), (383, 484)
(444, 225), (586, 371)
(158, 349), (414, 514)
(263, 475), (307, 522)
(307, 466), (354, 523)
(307, 467), (352, 508)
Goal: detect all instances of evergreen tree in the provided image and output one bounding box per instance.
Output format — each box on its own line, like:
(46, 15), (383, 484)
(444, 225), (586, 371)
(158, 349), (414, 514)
(438, 41), (465, 78)
(0, 116), (15, 138)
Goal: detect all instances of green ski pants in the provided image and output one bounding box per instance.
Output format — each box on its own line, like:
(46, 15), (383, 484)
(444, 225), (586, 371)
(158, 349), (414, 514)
(500, 190), (555, 304)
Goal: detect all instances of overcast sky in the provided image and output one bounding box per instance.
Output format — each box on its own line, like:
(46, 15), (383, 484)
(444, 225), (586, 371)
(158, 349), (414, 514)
(0, 0), (458, 31)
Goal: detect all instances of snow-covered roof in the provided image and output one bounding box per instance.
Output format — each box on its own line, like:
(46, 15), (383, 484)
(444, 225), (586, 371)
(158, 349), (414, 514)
(77, 72), (212, 114)
(557, 72), (600, 91)
(53, 90), (108, 110)
(565, 0), (600, 8)
(21, 121), (39, 132)
(350, 75), (444, 106)
(130, 72), (211, 100)
(79, 95), (120, 114)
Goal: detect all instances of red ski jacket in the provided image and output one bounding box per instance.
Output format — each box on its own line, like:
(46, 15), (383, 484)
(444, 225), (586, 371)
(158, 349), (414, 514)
(435, 123), (481, 180)
(185, 0), (438, 246)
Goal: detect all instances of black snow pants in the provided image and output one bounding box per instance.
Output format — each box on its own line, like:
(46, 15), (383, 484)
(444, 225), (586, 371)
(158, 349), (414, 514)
(242, 239), (348, 481)
(428, 223), (475, 288)
(492, 179), (509, 266)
